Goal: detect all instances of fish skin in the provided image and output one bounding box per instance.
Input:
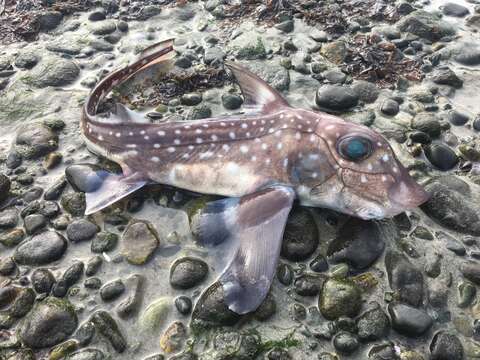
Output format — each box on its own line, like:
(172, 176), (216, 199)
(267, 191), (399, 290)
(78, 39), (430, 315)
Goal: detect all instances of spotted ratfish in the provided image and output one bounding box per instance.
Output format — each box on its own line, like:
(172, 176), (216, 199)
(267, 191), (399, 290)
(79, 39), (429, 314)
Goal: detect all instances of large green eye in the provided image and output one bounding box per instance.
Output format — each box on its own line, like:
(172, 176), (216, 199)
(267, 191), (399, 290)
(337, 136), (373, 161)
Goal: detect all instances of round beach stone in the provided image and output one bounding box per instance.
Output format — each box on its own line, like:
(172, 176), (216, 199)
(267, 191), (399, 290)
(447, 110), (469, 126)
(14, 231), (67, 266)
(281, 207), (318, 261)
(0, 174), (10, 203)
(315, 85), (359, 111)
(15, 123), (58, 159)
(441, 3), (469, 17)
(319, 278), (361, 320)
(19, 297), (78, 348)
(100, 279), (125, 301)
(381, 99), (400, 116)
(424, 143), (458, 171)
(170, 257), (208, 289)
(121, 220), (159, 265)
(26, 56), (80, 88)
(388, 303), (432, 337)
(67, 219), (98, 243)
(31, 268), (55, 294)
(430, 331), (464, 360)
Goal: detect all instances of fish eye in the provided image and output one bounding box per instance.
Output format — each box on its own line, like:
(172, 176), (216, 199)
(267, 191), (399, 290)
(337, 136), (373, 162)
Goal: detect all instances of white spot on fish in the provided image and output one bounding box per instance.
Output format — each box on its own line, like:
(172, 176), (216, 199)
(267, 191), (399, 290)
(157, 130), (165, 136)
(261, 143), (268, 150)
(277, 143), (283, 150)
(140, 130), (146, 135)
(222, 144), (230, 151)
(382, 154), (389, 162)
(310, 135), (316, 142)
(153, 144), (160, 148)
(109, 131), (113, 136)
(309, 154), (319, 160)
(184, 125), (191, 129)
(151, 156), (160, 162)
(174, 139), (181, 145)
(182, 153), (190, 159)
(392, 166), (399, 173)
(199, 152), (213, 159)
(115, 133), (121, 138)
(167, 147), (175, 153)
(295, 132), (301, 140)
(367, 163), (373, 171)
(144, 135), (150, 140)
(211, 134), (218, 141)
(196, 129), (202, 134)
(229, 132), (236, 139)
(240, 145), (249, 154)
(175, 129), (181, 135)
(361, 175), (367, 183)
(266, 158), (271, 164)
(283, 158), (288, 168)
(202, 124), (209, 128)
(98, 135), (104, 141)
(268, 128), (274, 134)
(381, 175), (387, 182)
(196, 138), (203, 144)
(251, 156), (257, 161)
(312, 172), (318, 178)
(325, 125), (335, 130)
(126, 144), (137, 148)
(241, 123), (248, 129)
(220, 122), (226, 127)
(129, 132), (134, 136)
(188, 145), (194, 150)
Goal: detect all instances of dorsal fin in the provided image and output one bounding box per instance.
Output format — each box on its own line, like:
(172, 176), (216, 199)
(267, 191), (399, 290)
(225, 61), (290, 114)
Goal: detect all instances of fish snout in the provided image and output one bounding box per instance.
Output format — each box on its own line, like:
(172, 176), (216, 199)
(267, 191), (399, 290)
(387, 173), (430, 211)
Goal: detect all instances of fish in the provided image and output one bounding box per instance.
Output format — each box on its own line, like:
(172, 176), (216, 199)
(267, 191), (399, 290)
(77, 39), (429, 315)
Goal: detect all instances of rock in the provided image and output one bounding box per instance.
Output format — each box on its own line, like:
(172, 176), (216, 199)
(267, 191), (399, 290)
(430, 68), (463, 88)
(90, 20), (117, 35)
(275, 20), (294, 33)
(236, 61), (290, 91)
(357, 304), (390, 341)
(424, 143), (458, 171)
(458, 281), (476, 308)
(310, 254), (329, 273)
(321, 41), (347, 64)
(0, 256), (16, 275)
(333, 332), (359, 354)
(421, 181), (480, 235)
(191, 282), (241, 329)
(170, 257), (208, 289)
(136, 5), (161, 20)
(74, 321), (96, 346)
(315, 85), (359, 111)
(324, 69), (347, 84)
(61, 192), (86, 216)
(35, 11), (63, 31)
(61, 261), (84, 290)
(188, 105), (212, 120)
(19, 297), (77, 348)
(0, 208), (18, 229)
(180, 93), (202, 106)
(310, 29), (329, 42)
(412, 113), (441, 138)
(175, 296), (192, 315)
(430, 331), (464, 360)
(84, 277), (102, 290)
(14, 231), (67, 266)
(90, 311), (126, 353)
(91, 231), (118, 253)
(88, 9), (106, 21)
(204, 47), (224, 65)
(15, 123), (58, 159)
(396, 10), (455, 41)
(381, 99), (400, 116)
(388, 303), (432, 337)
(88, 39), (114, 52)
(67, 348), (105, 360)
(160, 321), (187, 353)
(221, 93), (243, 110)
(86, 256), (102, 277)
(0, 174), (10, 203)
(174, 56), (192, 69)
(24, 214), (47, 234)
(446, 110), (469, 126)
(385, 251), (424, 307)
(319, 278), (362, 320)
(100, 279), (125, 302)
(460, 261), (480, 285)
(294, 274), (324, 296)
(121, 220), (159, 265)
(25, 56), (80, 88)
(14, 52), (39, 69)
(0, 228), (25, 247)
(234, 37), (266, 60)
(328, 218), (385, 270)
(65, 164), (110, 193)
(453, 44), (480, 66)
(277, 263), (294, 285)
(138, 297), (170, 332)
(281, 207), (319, 261)
(441, 3), (469, 17)
(31, 268), (55, 294)
(117, 274), (144, 318)
(49, 339), (79, 360)
(46, 40), (82, 55)
(203, 331), (260, 359)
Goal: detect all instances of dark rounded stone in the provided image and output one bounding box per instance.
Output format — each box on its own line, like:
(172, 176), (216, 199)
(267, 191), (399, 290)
(180, 93), (202, 106)
(31, 268), (55, 294)
(0, 174), (11, 203)
(310, 254), (329, 272)
(67, 348), (105, 360)
(276, 263), (294, 285)
(388, 303), (432, 337)
(62, 261), (84, 288)
(90, 311), (126, 353)
(221, 94), (244, 110)
(86, 256), (103, 277)
(24, 214), (47, 234)
(100, 279), (125, 301)
(294, 274), (324, 296)
(170, 257), (208, 289)
(88, 9), (106, 21)
(281, 207), (319, 261)
(412, 113), (441, 138)
(409, 131), (431, 144)
(333, 332), (359, 354)
(19, 297), (78, 348)
(191, 281), (241, 329)
(460, 261), (480, 285)
(328, 218), (385, 270)
(447, 110), (469, 126)
(351, 81), (379, 103)
(431, 68), (463, 88)
(319, 278), (362, 320)
(91, 231), (118, 253)
(356, 304), (390, 341)
(385, 251), (424, 307)
(65, 164), (110, 193)
(424, 143), (458, 171)
(441, 3), (470, 17)
(380, 99), (400, 116)
(66, 219), (98, 243)
(14, 231), (67, 266)
(0, 256), (16, 276)
(175, 56), (192, 69)
(315, 85), (359, 111)
(175, 296), (192, 315)
(15, 123), (58, 159)
(84, 277), (102, 290)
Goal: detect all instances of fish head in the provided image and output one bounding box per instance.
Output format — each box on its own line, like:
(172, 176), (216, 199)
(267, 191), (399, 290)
(309, 114), (429, 220)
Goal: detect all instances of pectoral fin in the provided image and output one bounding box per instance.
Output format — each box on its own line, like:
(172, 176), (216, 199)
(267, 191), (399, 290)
(194, 186), (295, 314)
(85, 173), (146, 215)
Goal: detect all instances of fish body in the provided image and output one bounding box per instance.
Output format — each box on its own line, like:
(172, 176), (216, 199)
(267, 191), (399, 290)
(77, 39), (429, 314)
